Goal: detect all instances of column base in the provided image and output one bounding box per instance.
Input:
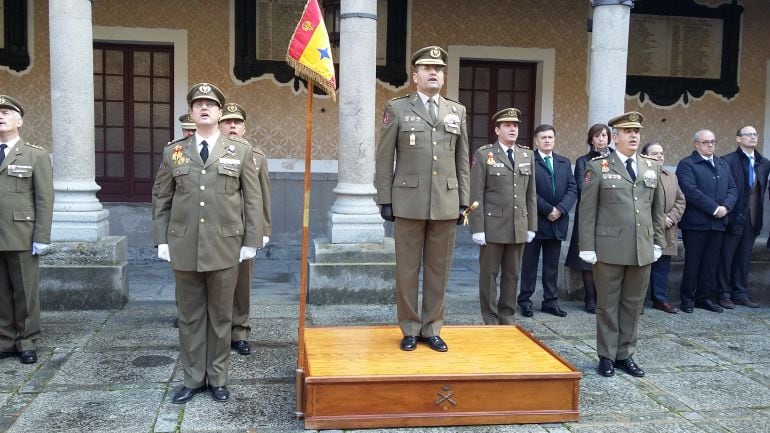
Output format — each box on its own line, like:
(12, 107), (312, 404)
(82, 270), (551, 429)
(328, 211), (384, 244)
(40, 236), (128, 310)
(308, 237), (395, 305)
(51, 210), (110, 242)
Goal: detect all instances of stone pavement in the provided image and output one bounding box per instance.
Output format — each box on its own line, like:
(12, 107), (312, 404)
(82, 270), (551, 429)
(1, 258), (768, 433)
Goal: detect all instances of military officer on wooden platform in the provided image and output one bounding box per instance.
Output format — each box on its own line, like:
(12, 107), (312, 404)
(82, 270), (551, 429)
(0, 95), (54, 365)
(375, 46), (470, 352)
(469, 107), (537, 325)
(153, 83), (262, 403)
(579, 112), (665, 378)
(218, 102), (272, 356)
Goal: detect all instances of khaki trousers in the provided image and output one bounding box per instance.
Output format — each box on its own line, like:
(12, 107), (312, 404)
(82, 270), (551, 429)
(231, 258), (254, 341)
(175, 266), (237, 388)
(593, 262), (650, 360)
(394, 217), (456, 337)
(478, 242), (524, 325)
(0, 251), (40, 352)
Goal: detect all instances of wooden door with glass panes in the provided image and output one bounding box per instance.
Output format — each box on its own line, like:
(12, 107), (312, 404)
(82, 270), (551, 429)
(94, 43), (173, 202)
(458, 60), (536, 160)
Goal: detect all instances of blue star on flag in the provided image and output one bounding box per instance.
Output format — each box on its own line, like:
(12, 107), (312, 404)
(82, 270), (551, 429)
(318, 47), (330, 60)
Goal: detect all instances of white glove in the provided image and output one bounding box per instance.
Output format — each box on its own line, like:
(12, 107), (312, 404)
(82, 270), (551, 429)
(653, 244), (662, 262)
(579, 250), (598, 264)
(31, 243), (50, 256)
(472, 232), (486, 246)
(239, 246), (257, 262)
(262, 236), (270, 247)
(526, 231), (536, 243)
(157, 244), (171, 262)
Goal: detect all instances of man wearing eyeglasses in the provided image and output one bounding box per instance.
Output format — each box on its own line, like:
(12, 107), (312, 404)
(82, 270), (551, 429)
(717, 126), (769, 309)
(676, 130), (737, 313)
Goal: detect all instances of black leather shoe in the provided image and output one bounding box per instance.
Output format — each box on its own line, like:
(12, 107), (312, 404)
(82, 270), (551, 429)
(585, 304), (596, 314)
(0, 351), (18, 360)
(520, 304), (534, 317)
(542, 304), (568, 317)
(172, 386), (201, 404)
(210, 386), (230, 402)
(680, 302), (693, 313)
(231, 340), (251, 355)
(695, 299), (723, 313)
(400, 336), (418, 351)
(421, 336), (448, 352)
(614, 357), (645, 377)
(172, 317), (179, 328)
(19, 350), (37, 364)
(597, 357), (614, 377)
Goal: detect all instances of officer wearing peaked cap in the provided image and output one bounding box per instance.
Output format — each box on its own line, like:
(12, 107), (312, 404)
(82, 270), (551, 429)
(375, 45), (470, 353)
(153, 83), (263, 404)
(179, 113), (196, 136)
(469, 107), (537, 325)
(217, 101), (272, 358)
(0, 95), (54, 365)
(579, 111), (665, 379)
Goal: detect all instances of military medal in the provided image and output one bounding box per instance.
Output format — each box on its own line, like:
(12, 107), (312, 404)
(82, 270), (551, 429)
(172, 145), (184, 165)
(227, 145), (236, 156)
(409, 133), (416, 146)
(600, 159), (609, 172)
(486, 152), (495, 165)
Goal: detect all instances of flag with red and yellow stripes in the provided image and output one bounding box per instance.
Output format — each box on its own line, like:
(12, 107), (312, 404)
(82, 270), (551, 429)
(286, 0), (337, 101)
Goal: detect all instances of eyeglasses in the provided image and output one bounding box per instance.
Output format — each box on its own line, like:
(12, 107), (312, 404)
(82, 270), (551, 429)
(739, 132), (758, 137)
(697, 140), (717, 146)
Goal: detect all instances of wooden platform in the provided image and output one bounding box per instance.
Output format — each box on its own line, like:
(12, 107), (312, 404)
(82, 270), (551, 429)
(299, 325), (581, 429)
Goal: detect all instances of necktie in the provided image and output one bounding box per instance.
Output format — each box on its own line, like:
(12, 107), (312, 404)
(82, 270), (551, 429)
(544, 155), (556, 194)
(507, 148), (514, 165)
(200, 140), (209, 163)
(749, 155), (756, 188)
(708, 158), (714, 167)
(0, 143), (6, 166)
(625, 157), (636, 181)
(428, 98), (437, 124)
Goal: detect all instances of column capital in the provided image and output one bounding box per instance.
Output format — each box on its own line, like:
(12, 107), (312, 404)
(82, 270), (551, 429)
(591, 0), (634, 6)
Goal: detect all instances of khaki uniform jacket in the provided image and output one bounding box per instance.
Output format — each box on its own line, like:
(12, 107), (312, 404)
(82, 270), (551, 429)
(579, 152), (665, 266)
(252, 145), (271, 237)
(0, 140), (54, 250)
(469, 143), (537, 243)
(152, 135), (262, 272)
(375, 94), (470, 219)
(659, 167), (686, 256)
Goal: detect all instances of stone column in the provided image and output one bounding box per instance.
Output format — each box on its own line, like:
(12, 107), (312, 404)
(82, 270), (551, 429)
(328, 0), (382, 244)
(43, 0), (127, 310)
(309, 0), (395, 304)
(49, 0), (109, 241)
(587, 0), (634, 127)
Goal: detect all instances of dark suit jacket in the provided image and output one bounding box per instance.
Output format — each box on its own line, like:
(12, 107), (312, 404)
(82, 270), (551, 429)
(721, 148), (770, 235)
(676, 150), (737, 232)
(533, 151), (577, 240)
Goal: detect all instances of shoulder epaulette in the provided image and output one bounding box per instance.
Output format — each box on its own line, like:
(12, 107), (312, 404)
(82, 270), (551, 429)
(166, 136), (187, 146)
(390, 94), (410, 102)
(478, 144), (494, 151)
(443, 96), (463, 105)
(227, 136), (250, 145)
(23, 142), (45, 150)
(516, 144), (530, 150)
(590, 155), (606, 161)
(639, 153), (656, 161)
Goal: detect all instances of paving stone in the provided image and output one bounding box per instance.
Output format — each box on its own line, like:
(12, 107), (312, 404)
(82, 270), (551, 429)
(650, 371), (770, 412)
(687, 333), (770, 365)
(49, 350), (178, 386)
(578, 374), (666, 417)
(6, 389), (164, 433)
(228, 345), (296, 382)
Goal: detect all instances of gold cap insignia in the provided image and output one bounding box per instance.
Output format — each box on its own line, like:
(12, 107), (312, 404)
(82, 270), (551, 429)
(199, 85), (211, 94)
(430, 47), (441, 58)
(226, 104), (237, 113)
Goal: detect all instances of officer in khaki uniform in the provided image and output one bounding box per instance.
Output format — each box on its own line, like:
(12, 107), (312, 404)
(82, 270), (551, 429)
(218, 102), (271, 356)
(179, 113), (196, 138)
(375, 46), (470, 352)
(0, 95), (54, 365)
(153, 83), (262, 403)
(469, 108), (537, 325)
(579, 112), (665, 378)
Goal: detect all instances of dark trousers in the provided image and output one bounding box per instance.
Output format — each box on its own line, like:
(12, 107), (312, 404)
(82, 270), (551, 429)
(649, 255), (672, 303)
(680, 230), (723, 307)
(518, 238), (561, 308)
(718, 223), (756, 301)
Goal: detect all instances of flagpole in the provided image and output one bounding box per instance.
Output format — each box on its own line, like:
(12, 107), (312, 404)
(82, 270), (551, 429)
(295, 79), (314, 418)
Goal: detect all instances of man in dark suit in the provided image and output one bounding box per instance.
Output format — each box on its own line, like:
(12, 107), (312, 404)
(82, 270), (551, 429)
(518, 124), (576, 317)
(579, 112), (665, 378)
(153, 83), (263, 403)
(469, 108), (537, 325)
(717, 125), (769, 309)
(676, 130), (737, 314)
(0, 95), (54, 365)
(374, 46), (470, 352)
